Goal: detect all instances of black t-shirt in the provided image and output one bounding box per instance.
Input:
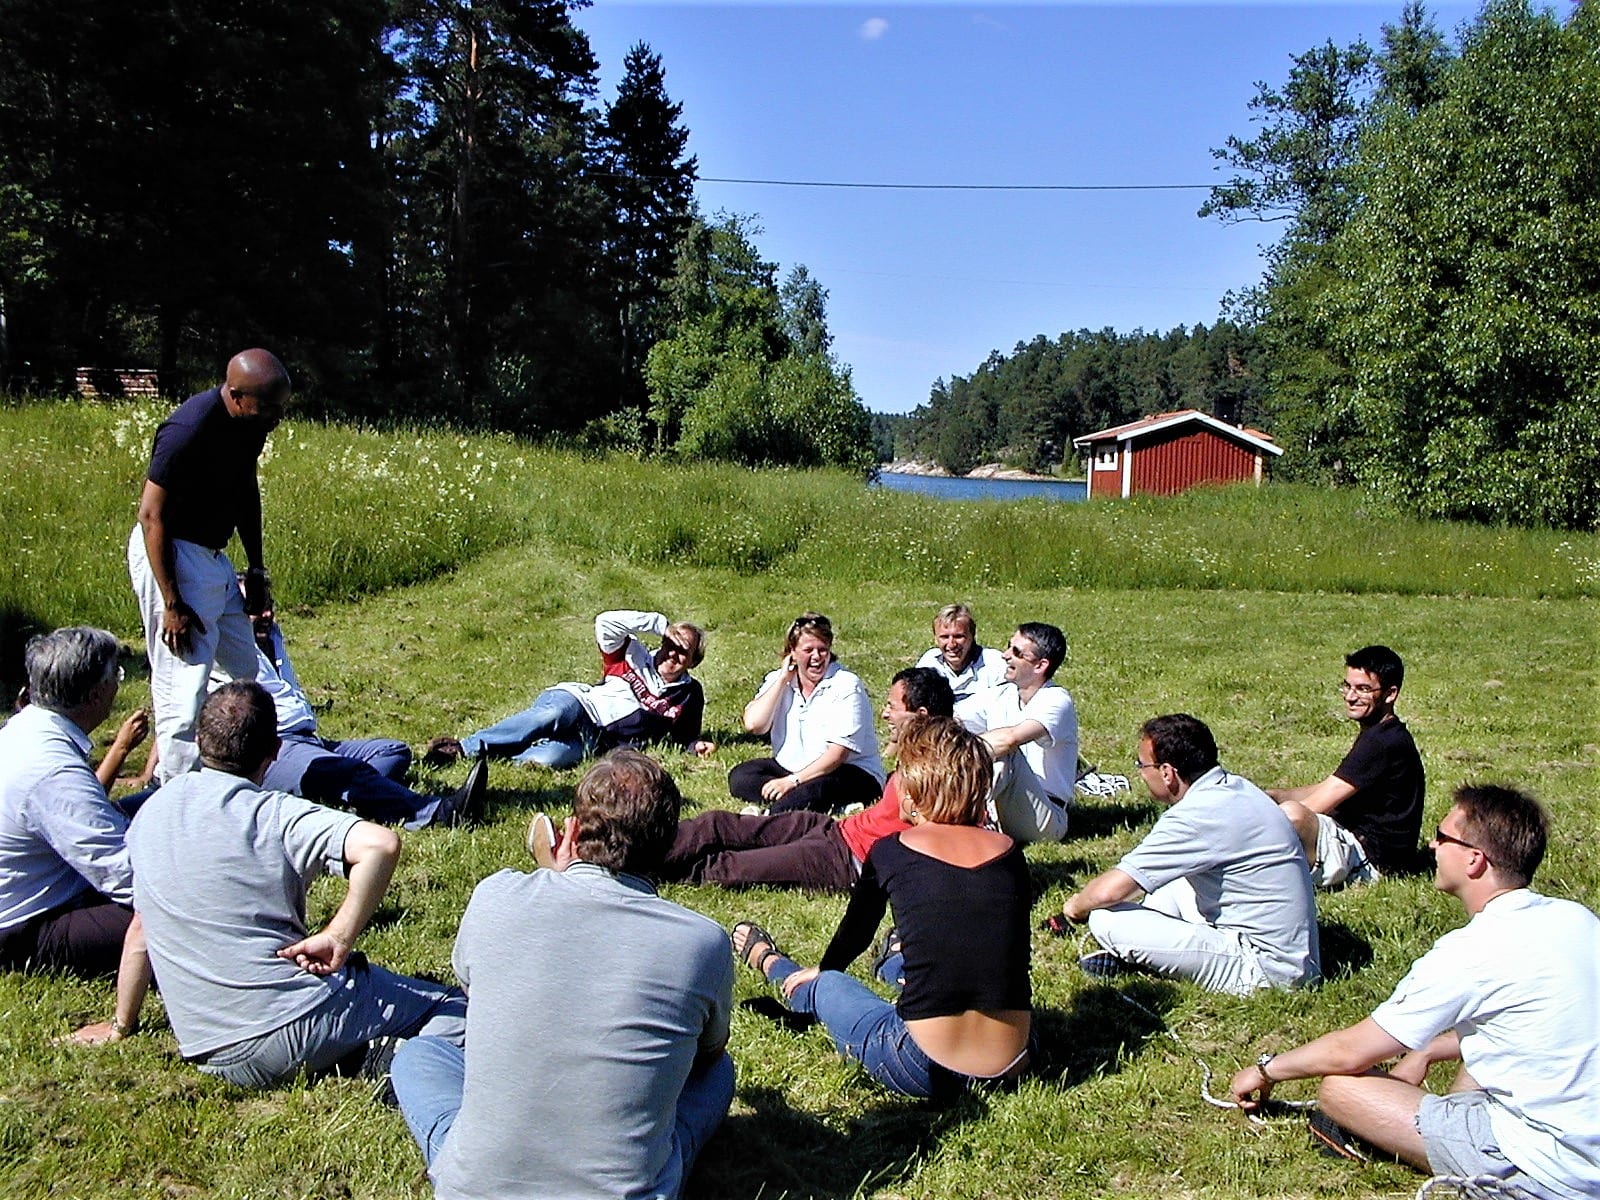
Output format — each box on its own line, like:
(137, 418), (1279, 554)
(819, 833), (1032, 1020)
(145, 387), (269, 550)
(1332, 716), (1425, 871)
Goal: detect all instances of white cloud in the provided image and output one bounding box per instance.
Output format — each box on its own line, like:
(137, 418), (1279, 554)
(860, 17), (889, 41)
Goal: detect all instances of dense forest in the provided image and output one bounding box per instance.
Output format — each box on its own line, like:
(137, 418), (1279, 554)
(0, 0), (872, 472)
(881, 322), (1263, 476)
(2, 0), (1597, 523)
(895, 0), (1600, 528)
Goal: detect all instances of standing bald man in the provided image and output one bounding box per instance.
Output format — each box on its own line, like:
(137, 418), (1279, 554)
(128, 349), (288, 781)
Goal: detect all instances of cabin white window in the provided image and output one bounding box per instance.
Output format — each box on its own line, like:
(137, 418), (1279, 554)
(1094, 446), (1119, 471)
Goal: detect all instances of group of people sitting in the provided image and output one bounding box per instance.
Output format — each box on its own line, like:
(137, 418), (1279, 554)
(0, 361), (1593, 1198)
(3, 596), (1595, 1199)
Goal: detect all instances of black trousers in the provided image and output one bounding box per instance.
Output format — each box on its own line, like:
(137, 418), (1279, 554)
(0, 890), (132, 979)
(728, 758), (882, 814)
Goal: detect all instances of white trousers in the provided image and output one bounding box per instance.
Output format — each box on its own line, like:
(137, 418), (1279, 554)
(988, 752), (1072, 843)
(1086, 877), (1274, 996)
(127, 527), (258, 781)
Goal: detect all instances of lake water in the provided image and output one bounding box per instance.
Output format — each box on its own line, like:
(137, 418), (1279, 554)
(874, 472), (1087, 504)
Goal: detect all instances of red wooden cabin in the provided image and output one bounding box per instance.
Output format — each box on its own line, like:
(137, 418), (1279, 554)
(1072, 409), (1282, 499)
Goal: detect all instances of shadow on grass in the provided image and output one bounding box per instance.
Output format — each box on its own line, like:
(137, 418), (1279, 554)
(1028, 858), (1100, 891)
(483, 778), (574, 819)
(364, 903), (409, 932)
(1317, 919), (1375, 980)
(1, 602), (49, 703)
(1033, 977), (1182, 1088)
(1065, 797), (1161, 839)
(699, 1082), (988, 1199)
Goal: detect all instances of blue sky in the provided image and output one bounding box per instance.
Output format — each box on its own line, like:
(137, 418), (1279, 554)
(574, 1), (1484, 413)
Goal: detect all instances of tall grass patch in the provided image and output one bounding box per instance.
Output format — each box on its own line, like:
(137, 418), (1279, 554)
(2, 400), (1594, 657)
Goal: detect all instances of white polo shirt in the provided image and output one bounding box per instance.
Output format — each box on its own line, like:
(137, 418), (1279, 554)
(956, 680), (1079, 800)
(755, 662), (884, 784)
(914, 645), (1007, 702)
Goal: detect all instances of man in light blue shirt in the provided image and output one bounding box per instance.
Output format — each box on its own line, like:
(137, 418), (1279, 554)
(0, 627), (151, 1042)
(1051, 713), (1319, 994)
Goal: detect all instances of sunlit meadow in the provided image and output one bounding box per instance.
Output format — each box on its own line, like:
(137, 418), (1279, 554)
(0, 399), (1595, 1198)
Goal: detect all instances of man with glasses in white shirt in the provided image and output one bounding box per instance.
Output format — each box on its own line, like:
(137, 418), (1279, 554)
(955, 622), (1077, 842)
(1268, 645), (1425, 887)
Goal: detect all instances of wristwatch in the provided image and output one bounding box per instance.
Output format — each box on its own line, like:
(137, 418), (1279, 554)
(1256, 1052), (1278, 1083)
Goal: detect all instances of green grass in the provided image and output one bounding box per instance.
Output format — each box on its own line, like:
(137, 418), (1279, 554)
(2, 400), (1594, 649)
(0, 401), (1596, 1198)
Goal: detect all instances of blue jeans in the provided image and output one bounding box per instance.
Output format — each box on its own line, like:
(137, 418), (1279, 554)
(773, 958), (1033, 1100)
(461, 688), (598, 769)
(193, 958), (466, 1090)
(773, 961), (936, 1097)
(265, 732), (439, 828)
(392, 1035), (736, 1195)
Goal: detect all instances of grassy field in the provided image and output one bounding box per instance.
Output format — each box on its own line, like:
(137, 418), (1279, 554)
(0, 401), (1596, 1198)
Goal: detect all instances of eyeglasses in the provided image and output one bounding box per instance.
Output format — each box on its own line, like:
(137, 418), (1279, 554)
(1133, 757), (1161, 771)
(1432, 825), (1486, 858)
(659, 637), (693, 660)
(1004, 642), (1040, 661)
(1338, 680), (1384, 697)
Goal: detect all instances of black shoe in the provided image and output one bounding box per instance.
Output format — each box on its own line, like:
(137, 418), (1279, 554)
(431, 756), (487, 828)
(361, 1035), (404, 1108)
(1308, 1110), (1367, 1161)
(1078, 950), (1131, 979)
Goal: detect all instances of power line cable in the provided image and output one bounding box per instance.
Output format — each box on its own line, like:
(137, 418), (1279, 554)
(697, 176), (1212, 192)
(591, 168), (1216, 191)
(700, 176), (1209, 190)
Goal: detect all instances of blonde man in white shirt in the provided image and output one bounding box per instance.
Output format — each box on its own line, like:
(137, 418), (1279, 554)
(914, 604), (1007, 703)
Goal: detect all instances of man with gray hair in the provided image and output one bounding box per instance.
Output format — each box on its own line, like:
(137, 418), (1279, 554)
(0, 627), (151, 1042)
(128, 681), (465, 1089)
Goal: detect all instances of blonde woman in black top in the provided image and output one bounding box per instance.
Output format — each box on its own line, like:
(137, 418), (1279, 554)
(732, 715), (1033, 1099)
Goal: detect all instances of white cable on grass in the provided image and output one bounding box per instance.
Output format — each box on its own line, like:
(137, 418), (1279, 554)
(1110, 986), (1316, 1126)
(1415, 1176), (1528, 1199)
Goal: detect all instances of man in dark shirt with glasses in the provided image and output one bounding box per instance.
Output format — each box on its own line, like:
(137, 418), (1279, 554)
(1268, 645), (1425, 886)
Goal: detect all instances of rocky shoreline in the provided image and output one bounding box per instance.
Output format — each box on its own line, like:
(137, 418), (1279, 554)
(882, 459), (1063, 483)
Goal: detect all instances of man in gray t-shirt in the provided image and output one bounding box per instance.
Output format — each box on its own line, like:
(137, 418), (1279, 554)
(392, 750), (735, 1200)
(1050, 713), (1319, 995)
(128, 682), (465, 1089)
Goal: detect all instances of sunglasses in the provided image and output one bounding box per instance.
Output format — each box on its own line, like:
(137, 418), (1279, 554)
(1432, 825), (1485, 856)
